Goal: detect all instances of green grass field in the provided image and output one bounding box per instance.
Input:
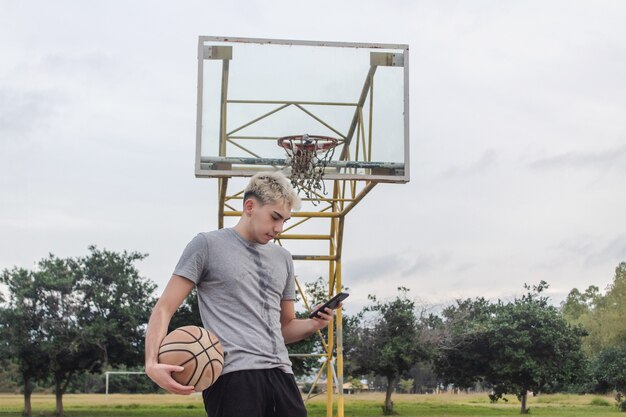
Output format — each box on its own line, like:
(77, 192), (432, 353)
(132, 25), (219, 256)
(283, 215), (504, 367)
(0, 392), (621, 417)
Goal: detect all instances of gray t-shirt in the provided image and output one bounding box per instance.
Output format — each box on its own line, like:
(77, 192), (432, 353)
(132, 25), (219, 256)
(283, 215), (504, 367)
(173, 228), (296, 375)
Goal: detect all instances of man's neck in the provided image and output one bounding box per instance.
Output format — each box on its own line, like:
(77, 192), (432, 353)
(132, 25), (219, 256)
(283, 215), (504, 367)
(233, 222), (254, 243)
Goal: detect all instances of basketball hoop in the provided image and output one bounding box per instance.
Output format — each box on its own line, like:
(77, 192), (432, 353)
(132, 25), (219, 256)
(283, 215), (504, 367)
(278, 134), (339, 201)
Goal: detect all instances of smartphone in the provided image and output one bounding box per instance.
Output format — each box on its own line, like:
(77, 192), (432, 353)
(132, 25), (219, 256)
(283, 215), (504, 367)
(308, 292), (350, 319)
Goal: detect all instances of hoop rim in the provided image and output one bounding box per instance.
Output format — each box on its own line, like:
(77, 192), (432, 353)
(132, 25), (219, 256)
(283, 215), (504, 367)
(278, 135), (339, 152)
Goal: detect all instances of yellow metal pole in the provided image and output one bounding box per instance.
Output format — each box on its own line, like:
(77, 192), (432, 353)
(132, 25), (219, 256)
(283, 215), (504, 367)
(336, 207), (346, 417)
(276, 234), (331, 240)
(218, 178), (228, 229)
(308, 361), (330, 401)
(355, 109), (361, 164)
(217, 58), (229, 230)
(368, 72), (374, 162)
(327, 243), (335, 413)
(223, 211), (341, 218)
(227, 99), (358, 106)
(336, 241), (344, 417)
(219, 59), (229, 157)
(359, 107), (367, 161)
(326, 180), (343, 417)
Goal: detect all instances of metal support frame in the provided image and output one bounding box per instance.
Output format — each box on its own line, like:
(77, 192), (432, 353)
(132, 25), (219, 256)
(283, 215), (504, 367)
(218, 179), (376, 417)
(198, 36), (408, 417)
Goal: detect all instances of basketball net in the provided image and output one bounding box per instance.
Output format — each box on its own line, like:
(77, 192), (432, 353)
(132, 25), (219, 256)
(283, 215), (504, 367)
(278, 134), (338, 204)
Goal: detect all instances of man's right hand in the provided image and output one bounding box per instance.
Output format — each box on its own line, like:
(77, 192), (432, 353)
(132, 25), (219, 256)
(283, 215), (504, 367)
(146, 362), (195, 395)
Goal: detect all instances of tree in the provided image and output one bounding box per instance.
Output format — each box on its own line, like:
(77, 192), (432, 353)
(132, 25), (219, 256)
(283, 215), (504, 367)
(561, 286), (599, 321)
(486, 283), (587, 413)
(593, 346), (626, 411)
(346, 287), (431, 415)
(73, 246), (157, 368)
(437, 282), (587, 414)
(37, 254), (93, 416)
(433, 297), (495, 391)
(0, 267), (49, 417)
(562, 262), (626, 356)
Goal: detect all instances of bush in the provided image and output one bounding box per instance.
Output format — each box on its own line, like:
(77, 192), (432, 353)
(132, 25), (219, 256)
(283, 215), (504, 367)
(590, 397), (610, 406)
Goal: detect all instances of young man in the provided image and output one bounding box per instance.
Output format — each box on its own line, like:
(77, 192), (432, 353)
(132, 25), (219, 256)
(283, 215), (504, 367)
(145, 171), (334, 417)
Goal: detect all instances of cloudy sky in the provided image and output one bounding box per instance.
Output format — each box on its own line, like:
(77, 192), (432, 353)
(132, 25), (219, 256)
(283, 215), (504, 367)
(1, 1), (625, 314)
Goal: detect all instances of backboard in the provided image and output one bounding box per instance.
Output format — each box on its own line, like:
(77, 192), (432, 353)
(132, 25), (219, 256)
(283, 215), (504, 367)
(195, 36), (409, 183)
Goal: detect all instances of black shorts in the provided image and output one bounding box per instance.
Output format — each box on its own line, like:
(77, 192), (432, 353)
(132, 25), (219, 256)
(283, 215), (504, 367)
(202, 368), (307, 417)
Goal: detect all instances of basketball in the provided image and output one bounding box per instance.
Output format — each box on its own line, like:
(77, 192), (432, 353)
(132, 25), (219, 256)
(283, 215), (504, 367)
(158, 325), (225, 392)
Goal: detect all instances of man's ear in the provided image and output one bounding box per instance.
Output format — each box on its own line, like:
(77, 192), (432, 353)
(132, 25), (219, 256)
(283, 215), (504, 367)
(243, 198), (256, 215)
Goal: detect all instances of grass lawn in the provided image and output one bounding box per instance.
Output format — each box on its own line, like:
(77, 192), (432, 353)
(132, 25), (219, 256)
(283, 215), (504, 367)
(0, 392), (620, 417)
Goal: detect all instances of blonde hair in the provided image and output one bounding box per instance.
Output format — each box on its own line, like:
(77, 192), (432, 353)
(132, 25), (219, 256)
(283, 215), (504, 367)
(244, 171), (301, 211)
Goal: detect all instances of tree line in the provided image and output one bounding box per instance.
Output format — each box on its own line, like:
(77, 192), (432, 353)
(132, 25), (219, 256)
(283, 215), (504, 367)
(0, 248), (156, 416)
(1, 249), (625, 416)
(340, 265), (626, 414)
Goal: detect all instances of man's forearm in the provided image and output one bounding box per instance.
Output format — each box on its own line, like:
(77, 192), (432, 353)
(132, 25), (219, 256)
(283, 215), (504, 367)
(145, 308), (170, 366)
(282, 318), (323, 344)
